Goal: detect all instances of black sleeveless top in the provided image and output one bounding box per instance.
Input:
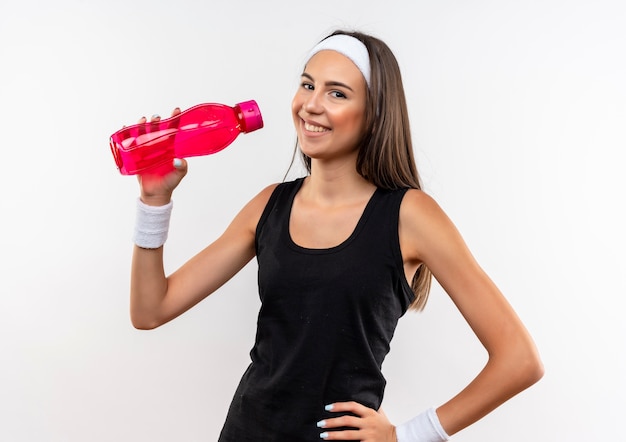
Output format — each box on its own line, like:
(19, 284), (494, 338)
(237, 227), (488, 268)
(218, 178), (415, 441)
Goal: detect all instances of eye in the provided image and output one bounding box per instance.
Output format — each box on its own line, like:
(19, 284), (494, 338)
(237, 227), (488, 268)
(301, 82), (314, 91)
(330, 90), (347, 99)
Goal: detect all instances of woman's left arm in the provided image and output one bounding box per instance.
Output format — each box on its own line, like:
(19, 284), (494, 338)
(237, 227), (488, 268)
(319, 189), (543, 441)
(398, 189), (544, 436)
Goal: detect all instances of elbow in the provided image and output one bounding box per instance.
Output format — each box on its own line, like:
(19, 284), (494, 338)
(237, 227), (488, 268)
(511, 345), (545, 391)
(523, 336), (545, 386)
(130, 311), (163, 331)
(525, 352), (545, 387)
(490, 337), (545, 395)
(132, 320), (159, 331)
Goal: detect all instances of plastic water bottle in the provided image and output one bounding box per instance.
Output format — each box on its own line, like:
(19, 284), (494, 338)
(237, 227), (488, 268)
(110, 100), (263, 175)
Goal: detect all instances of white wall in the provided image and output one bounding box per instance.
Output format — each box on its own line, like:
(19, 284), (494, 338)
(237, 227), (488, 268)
(1, 0), (624, 440)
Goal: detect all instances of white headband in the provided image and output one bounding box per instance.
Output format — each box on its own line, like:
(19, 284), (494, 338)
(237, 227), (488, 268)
(305, 34), (371, 87)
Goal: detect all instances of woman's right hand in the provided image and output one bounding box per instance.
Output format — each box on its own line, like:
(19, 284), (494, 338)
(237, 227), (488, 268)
(136, 108), (188, 206)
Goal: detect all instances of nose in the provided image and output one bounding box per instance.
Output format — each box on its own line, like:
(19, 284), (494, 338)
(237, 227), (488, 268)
(302, 89), (323, 114)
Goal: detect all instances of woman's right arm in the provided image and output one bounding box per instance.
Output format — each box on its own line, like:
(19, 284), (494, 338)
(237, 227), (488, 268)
(126, 112), (276, 329)
(130, 181), (276, 329)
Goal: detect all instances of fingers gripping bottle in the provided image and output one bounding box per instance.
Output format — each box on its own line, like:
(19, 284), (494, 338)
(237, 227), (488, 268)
(110, 100), (263, 176)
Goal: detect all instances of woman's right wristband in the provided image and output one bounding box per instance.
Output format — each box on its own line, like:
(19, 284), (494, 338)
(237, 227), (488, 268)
(133, 198), (173, 249)
(395, 407), (450, 442)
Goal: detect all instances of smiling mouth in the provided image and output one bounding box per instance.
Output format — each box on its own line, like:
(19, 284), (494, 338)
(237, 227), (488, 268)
(304, 121), (330, 133)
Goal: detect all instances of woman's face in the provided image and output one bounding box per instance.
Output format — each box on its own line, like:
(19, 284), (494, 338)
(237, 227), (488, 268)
(292, 50), (367, 164)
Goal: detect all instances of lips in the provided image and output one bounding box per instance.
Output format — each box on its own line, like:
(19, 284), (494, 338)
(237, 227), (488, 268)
(303, 121), (330, 133)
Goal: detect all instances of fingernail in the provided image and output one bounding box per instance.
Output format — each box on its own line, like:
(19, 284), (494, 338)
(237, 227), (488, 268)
(316, 420), (326, 428)
(173, 158), (183, 167)
(152, 114), (160, 119)
(324, 404), (334, 411)
(319, 432), (328, 439)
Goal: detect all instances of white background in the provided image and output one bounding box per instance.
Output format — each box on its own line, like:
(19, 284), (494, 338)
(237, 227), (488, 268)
(1, 0), (624, 441)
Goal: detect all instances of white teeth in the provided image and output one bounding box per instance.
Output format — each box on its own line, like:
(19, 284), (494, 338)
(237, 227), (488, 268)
(304, 122), (329, 132)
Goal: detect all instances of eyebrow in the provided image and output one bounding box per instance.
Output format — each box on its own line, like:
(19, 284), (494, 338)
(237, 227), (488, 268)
(301, 72), (354, 92)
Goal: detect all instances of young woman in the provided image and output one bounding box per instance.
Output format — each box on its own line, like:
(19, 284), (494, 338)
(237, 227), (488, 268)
(128, 30), (543, 441)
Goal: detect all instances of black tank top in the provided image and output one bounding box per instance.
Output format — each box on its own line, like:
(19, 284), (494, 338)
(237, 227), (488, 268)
(219, 178), (414, 441)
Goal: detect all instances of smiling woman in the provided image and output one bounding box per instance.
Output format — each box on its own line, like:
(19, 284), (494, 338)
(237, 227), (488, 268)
(292, 50), (368, 166)
(125, 29), (543, 442)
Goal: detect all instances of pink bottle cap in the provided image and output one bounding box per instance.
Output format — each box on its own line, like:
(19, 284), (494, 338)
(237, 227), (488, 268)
(235, 100), (264, 133)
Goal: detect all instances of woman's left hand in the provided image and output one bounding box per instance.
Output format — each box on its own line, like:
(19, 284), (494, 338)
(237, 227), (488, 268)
(318, 401), (397, 441)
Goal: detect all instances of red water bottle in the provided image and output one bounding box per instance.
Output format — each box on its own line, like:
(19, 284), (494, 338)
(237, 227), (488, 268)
(110, 100), (263, 176)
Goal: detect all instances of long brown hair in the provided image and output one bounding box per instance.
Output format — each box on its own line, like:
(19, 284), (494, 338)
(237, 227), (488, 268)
(294, 30), (432, 311)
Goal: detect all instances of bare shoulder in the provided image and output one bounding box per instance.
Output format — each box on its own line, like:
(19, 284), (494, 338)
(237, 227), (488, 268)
(400, 189), (454, 231)
(399, 189), (464, 262)
(229, 183), (280, 233)
(245, 183), (280, 213)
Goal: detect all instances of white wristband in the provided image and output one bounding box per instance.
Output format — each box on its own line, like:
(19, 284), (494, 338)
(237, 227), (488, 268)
(396, 407), (450, 442)
(133, 198), (173, 249)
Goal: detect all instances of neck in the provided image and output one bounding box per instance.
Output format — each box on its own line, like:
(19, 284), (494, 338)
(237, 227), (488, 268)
(303, 158), (375, 204)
